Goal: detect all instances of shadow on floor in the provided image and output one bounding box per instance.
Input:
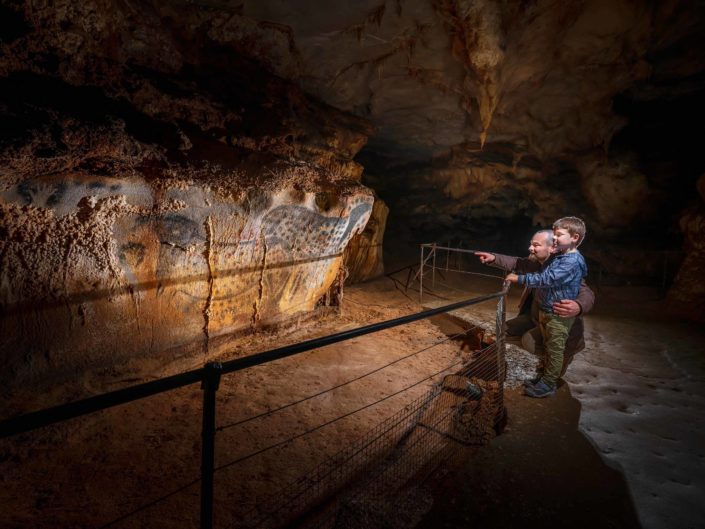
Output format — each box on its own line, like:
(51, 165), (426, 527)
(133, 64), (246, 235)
(415, 384), (642, 529)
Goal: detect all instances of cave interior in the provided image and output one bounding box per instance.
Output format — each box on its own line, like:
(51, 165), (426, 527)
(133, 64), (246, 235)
(1, 1), (705, 528)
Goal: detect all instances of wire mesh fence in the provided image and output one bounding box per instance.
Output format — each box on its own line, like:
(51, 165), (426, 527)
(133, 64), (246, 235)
(228, 336), (505, 529)
(208, 252), (509, 529)
(1, 255), (508, 529)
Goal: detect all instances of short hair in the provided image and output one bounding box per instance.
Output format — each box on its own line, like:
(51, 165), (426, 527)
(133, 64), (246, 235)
(533, 229), (553, 244)
(553, 216), (586, 246)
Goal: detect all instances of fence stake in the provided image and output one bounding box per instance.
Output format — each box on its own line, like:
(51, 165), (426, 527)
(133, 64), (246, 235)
(201, 362), (223, 529)
(432, 243), (437, 288)
(419, 245), (424, 302)
(495, 282), (509, 426)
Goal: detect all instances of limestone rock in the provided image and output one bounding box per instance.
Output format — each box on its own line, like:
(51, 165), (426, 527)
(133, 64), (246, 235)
(344, 196), (389, 283)
(0, 170), (372, 396)
(0, 1), (376, 402)
(668, 174), (705, 322)
(578, 155), (654, 231)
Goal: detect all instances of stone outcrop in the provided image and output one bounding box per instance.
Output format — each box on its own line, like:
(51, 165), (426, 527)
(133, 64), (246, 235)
(0, 168), (373, 392)
(344, 195), (388, 283)
(1, 0), (704, 397)
(219, 0), (702, 285)
(0, 1), (375, 400)
(668, 174), (705, 322)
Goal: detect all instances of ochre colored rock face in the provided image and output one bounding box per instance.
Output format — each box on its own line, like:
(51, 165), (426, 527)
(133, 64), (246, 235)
(0, 2), (379, 399)
(0, 173), (372, 394)
(1, 0), (704, 400)
(345, 196), (388, 283)
(667, 173), (705, 321)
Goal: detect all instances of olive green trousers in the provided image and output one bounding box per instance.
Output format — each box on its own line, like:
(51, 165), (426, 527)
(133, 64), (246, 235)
(537, 311), (575, 387)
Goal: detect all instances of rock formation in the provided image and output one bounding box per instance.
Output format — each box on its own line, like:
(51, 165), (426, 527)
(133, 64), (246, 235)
(220, 0), (704, 297)
(344, 195), (388, 283)
(1, 0), (704, 401)
(668, 173), (705, 320)
(0, 1), (377, 400)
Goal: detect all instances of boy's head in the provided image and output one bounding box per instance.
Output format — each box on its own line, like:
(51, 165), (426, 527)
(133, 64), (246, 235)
(552, 216), (586, 251)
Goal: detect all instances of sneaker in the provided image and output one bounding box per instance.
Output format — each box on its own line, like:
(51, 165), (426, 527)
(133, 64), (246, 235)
(466, 381), (484, 400)
(524, 379), (556, 398)
(523, 374), (543, 387)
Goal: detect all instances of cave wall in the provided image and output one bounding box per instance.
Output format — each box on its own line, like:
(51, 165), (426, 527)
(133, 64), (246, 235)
(0, 1), (378, 400)
(0, 170), (372, 392)
(222, 0), (704, 297)
(2, 0), (704, 401)
(668, 173), (705, 318)
(344, 195), (388, 282)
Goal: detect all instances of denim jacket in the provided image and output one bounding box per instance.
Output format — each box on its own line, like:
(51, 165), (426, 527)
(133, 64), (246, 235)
(517, 251), (587, 313)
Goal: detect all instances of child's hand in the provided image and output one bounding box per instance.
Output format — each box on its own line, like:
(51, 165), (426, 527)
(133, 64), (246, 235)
(474, 251), (496, 264)
(505, 273), (519, 283)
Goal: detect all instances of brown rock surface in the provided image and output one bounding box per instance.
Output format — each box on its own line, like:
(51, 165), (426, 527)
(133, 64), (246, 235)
(228, 0), (702, 287)
(344, 195), (389, 283)
(0, 1), (377, 407)
(1, 0), (704, 401)
(668, 173), (705, 322)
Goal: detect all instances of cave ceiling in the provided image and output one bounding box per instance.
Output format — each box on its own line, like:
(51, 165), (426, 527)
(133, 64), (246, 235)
(235, 0), (704, 160)
(177, 0), (705, 245)
(1, 0), (705, 246)
(1, 0), (704, 339)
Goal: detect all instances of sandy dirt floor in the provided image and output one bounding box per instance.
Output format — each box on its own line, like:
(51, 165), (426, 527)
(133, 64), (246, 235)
(414, 272), (705, 529)
(1, 268), (703, 529)
(0, 273), (500, 529)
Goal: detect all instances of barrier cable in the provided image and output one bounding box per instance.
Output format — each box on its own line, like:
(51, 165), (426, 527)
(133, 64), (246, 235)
(213, 358), (465, 474)
(216, 322), (484, 432)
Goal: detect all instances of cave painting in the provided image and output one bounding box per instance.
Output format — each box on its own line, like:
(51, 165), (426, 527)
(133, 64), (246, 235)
(0, 175), (372, 389)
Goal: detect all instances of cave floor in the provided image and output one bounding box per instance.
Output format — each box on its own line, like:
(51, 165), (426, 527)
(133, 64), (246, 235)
(0, 273), (474, 529)
(416, 385), (642, 529)
(2, 272), (704, 529)
(414, 274), (705, 529)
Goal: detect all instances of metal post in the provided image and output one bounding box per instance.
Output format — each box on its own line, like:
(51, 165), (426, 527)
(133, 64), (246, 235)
(445, 241), (450, 272)
(495, 282), (509, 427)
(419, 245), (424, 303)
(432, 243), (437, 288)
(201, 362), (223, 529)
(495, 284), (506, 381)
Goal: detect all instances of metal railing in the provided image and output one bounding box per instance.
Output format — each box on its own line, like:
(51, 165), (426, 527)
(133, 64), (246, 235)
(417, 242), (685, 301)
(0, 282), (509, 529)
(417, 243), (504, 301)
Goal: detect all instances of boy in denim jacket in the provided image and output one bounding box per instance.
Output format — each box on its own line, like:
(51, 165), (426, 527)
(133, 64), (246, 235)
(506, 217), (588, 398)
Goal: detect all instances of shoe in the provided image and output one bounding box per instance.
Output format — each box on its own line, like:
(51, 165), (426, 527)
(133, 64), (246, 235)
(523, 374), (543, 387)
(466, 381), (484, 400)
(524, 379), (556, 398)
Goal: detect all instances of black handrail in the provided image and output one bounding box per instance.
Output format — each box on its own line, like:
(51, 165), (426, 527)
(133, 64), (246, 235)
(0, 288), (505, 439)
(0, 285), (508, 529)
(219, 289), (505, 375)
(0, 368), (204, 439)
